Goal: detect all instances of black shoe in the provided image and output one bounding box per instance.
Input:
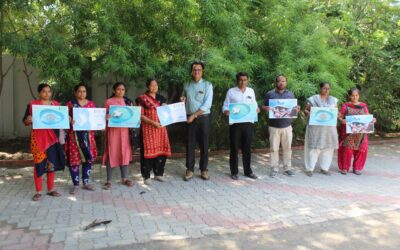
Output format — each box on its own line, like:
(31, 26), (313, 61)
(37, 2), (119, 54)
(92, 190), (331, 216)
(231, 174), (239, 180)
(245, 173), (258, 179)
(285, 170), (295, 177)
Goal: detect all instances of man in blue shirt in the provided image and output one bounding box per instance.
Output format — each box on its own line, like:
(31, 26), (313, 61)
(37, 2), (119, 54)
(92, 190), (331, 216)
(180, 61), (213, 181)
(262, 75), (300, 178)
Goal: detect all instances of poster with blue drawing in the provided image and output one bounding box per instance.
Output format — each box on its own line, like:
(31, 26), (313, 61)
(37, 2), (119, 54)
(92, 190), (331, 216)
(108, 105), (141, 128)
(73, 108), (106, 131)
(269, 99), (298, 119)
(346, 115), (374, 134)
(309, 107), (338, 126)
(157, 102), (187, 126)
(229, 103), (258, 124)
(32, 105), (70, 129)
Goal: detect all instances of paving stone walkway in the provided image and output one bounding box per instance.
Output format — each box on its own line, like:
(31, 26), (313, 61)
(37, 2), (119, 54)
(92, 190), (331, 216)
(0, 141), (399, 249)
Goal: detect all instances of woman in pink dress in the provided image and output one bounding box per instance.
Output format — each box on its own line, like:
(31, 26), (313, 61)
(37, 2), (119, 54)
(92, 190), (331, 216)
(103, 82), (134, 189)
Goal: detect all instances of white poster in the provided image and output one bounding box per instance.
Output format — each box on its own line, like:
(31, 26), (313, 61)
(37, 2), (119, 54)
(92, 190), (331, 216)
(157, 102), (187, 126)
(73, 108), (106, 131)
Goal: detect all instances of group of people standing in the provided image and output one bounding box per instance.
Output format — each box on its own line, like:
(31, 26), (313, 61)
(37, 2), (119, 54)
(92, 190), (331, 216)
(23, 61), (375, 201)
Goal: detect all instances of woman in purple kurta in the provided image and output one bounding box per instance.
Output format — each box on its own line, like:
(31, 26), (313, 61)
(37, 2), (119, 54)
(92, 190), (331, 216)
(102, 82), (134, 189)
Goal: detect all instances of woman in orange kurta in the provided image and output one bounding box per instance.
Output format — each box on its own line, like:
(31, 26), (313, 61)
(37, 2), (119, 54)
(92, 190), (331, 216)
(136, 79), (171, 185)
(102, 82), (134, 189)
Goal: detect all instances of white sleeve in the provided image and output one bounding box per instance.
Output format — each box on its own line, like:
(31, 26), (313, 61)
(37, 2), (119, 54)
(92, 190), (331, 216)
(222, 89), (231, 112)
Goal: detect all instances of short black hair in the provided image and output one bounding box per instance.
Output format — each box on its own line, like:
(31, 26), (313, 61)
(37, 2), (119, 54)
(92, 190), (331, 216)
(37, 83), (51, 93)
(319, 82), (330, 89)
(190, 61), (205, 71)
(74, 82), (87, 93)
(146, 78), (157, 88)
(275, 74), (287, 83)
(236, 72), (248, 81)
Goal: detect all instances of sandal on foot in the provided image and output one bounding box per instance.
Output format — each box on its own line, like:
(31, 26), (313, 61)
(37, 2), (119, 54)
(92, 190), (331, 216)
(46, 191), (61, 197)
(103, 182), (112, 190)
(82, 184), (96, 191)
(122, 179), (134, 187)
(69, 186), (79, 195)
(32, 193), (42, 201)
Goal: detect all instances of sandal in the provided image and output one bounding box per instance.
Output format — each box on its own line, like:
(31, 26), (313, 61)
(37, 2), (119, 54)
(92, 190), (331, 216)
(32, 193), (42, 201)
(70, 186), (79, 195)
(122, 179), (134, 187)
(103, 182), (112, 190)
(82, 184), (96, 191)
(46, 190), (61, 197)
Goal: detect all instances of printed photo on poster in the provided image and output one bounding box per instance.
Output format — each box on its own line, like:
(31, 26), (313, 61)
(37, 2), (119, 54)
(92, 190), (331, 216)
(346, 115), (374, 134)
(269, 99), (298, 119)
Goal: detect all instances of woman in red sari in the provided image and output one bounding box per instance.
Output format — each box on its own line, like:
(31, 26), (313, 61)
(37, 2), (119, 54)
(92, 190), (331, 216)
(65, 83), (98, 194)
(338, 87), (376, 175)
(136, 78), (171, 185)
(23, 83), (65, 201)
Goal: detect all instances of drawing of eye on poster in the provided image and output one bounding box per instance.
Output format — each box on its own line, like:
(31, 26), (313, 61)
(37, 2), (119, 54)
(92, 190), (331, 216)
(32, 105), (70, 129)
(229, 103), (258, 124)
(345, 115), (374, 134)
(156, 102), (187, 126)
(73, 108), (106, 131)
(108, 106), (141, 128)
(269, 99), (298, 119)
(309, 107), (338, 126)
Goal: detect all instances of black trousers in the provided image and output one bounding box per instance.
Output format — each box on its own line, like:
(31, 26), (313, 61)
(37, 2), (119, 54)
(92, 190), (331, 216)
(140, 134), (166, 179)
(141, 156), (166, 179)
(229, 122), (254, 175)
(186, 115), (210, 172)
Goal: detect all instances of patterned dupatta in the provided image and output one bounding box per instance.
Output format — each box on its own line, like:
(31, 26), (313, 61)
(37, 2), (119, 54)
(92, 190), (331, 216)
(29, 100), (65, 177)
(136, 93), (171, 159)
(70, 98), (94, 163)
(138, 93), (161, 112)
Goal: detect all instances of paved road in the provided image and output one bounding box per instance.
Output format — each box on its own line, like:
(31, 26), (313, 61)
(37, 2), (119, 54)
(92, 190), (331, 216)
(0, 141), (399, 250)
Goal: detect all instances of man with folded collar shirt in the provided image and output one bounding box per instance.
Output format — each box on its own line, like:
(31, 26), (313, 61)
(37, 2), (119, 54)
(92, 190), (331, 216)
(180, 61), (213, 181)
(262, 75), (300, 178)
(223, 72), (259, 180)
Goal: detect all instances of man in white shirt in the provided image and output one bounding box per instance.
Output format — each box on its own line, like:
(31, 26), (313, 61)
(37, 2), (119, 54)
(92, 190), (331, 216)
(222, 72), (259, 180)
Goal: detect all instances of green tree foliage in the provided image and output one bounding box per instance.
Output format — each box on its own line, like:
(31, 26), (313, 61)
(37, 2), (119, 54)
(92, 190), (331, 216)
(2, 0), (399, 146)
